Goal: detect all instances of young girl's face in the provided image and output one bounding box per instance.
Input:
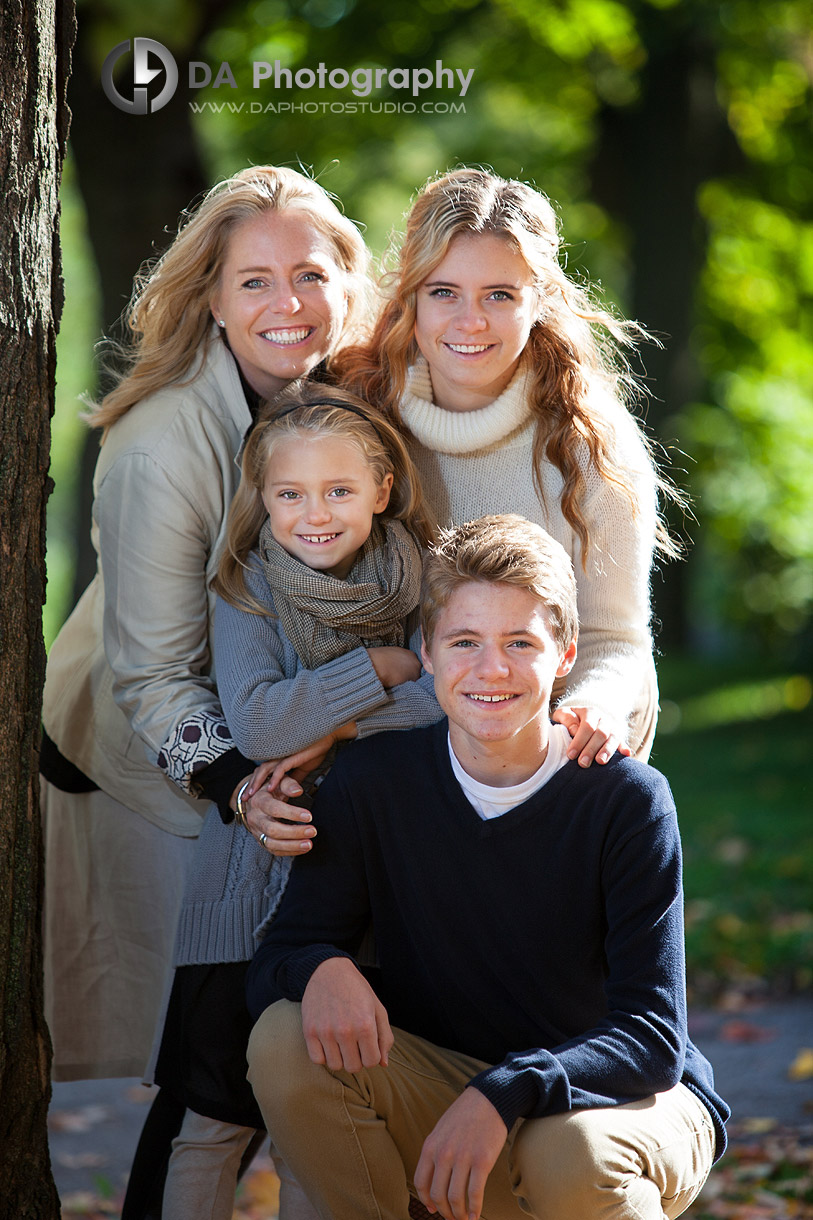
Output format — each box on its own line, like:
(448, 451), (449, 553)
(414, 232), (538, 413)
(261, 433), (393, 579)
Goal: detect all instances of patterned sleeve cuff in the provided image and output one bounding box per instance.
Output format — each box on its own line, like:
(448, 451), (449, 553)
(157, 711), (238, 794)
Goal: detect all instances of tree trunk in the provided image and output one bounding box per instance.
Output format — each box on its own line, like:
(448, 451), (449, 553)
(590, 6), (743, 648)
(0, 0), (74, 1215)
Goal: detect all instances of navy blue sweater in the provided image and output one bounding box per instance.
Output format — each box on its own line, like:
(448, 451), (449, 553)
(247, 720), (729, 1157)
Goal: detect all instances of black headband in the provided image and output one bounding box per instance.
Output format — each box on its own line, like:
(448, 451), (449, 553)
(268, 399), (388, 446)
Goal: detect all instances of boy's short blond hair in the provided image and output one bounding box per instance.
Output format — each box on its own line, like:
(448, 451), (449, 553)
(420, 515), (579, 651)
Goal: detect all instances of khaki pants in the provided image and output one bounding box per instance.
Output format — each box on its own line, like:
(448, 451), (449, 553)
(247, 1001), (715, 1220)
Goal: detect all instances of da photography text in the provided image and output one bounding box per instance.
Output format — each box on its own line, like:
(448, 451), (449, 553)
(101, 38), (475, 115)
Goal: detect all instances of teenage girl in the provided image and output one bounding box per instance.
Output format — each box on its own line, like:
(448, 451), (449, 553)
(339, 167), (685, 768)
(153, 383), (440, 1220)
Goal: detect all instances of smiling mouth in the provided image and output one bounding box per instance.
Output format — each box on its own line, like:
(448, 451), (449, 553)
(466, 693), (518, 703)
(260, 327), (314, 345)
(444, 342), (494, 354)
(298, 533), (340, 544)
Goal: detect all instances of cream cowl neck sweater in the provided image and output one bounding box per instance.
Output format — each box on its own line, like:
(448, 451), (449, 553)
(399, 356), (658, 729)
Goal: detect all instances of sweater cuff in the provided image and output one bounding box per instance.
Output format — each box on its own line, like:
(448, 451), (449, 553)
(314, 647), (388, 722)
(278, 946), (355, 1001)
(467, 1064), (541, 1132)
(193, 747), (256, 823)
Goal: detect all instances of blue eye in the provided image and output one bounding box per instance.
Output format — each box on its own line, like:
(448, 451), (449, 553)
(428, 287), (455, 298)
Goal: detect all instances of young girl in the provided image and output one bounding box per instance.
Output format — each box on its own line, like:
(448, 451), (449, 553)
(339, 167), (684, 767)
(153, 384), (440, 1220)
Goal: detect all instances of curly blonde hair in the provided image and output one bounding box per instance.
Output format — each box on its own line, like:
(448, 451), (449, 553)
(337, 167), (682, 563)
(89, 166), (371, 437)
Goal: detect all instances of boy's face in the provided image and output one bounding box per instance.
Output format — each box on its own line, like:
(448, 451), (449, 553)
(421, 581), (576, 759)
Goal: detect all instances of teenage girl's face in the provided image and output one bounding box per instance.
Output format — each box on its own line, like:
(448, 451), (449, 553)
(414, 233), (539, 412)
(210, 210), (348, 400)
(261, 434), (393, 579)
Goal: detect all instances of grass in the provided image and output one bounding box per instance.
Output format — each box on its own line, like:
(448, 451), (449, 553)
(650, 655), (813, 1001)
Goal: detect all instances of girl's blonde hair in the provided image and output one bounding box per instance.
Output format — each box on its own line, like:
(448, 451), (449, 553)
(213, 382), (435, 614)
(337, 167), (683, 563)
(88, 166), (371, 437)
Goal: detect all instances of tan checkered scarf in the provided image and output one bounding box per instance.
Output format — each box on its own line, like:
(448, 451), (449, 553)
(257, 517), (423, 668)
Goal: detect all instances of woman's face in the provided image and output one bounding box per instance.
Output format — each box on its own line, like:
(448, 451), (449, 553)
(414, 233), (539, 412)
(210, 210), (349, 399)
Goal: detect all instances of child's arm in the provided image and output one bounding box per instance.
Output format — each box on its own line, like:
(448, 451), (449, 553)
(214, 566), (441, 763)
(353, 619), (441, 739)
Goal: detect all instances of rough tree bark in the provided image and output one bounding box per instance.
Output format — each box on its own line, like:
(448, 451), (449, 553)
(0, 1), (75, 1216)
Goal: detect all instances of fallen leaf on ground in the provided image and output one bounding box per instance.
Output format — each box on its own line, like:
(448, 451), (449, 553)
(686, 1123), (813, 1219)
(788, 1050), (813, 1082)
(49, 1106), (111, 1133)
(233, 1167), (280, 1216)
(124, 1084), (155, 1105)
(741, 1120), (780, 1135)
(720, 1021), (777, 1044)
(55, 1152), (108, 1170)
(60, 1191), (119, 1216)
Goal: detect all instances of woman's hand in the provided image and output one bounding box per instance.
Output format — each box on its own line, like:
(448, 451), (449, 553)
(367, 645), (421, 688)
(232, 722), (358, 855)
(231, 762), (316, 857)
(551, 705), (631, 767)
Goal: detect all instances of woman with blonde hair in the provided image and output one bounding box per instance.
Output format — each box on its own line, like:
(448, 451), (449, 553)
(40, 164), (370, 1215)
(340, 166), (682, 765)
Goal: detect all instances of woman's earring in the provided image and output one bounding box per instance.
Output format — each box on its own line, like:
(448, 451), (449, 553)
(217, 319), (226, 328)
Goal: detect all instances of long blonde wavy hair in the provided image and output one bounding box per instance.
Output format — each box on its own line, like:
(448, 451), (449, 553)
(88, 166), (371, 437)
(213, 382), (436, 615)
(337, 167), (683, 563)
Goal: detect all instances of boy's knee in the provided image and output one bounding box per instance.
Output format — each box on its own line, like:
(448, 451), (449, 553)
(247, 999), (309, 1117)
(511, 1110), (629, 1217)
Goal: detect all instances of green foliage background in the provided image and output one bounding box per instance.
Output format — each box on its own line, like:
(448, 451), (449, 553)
(51, 0), (813, 651)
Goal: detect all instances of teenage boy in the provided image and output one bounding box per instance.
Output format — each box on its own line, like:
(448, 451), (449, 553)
(245, 514), (728, 1220)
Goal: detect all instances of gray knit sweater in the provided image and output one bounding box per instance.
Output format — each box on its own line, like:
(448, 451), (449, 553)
(173, 557), (441, 966)
(400, 359), (658, 730)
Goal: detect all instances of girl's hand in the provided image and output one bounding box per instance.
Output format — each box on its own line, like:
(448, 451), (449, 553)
(263, 723), (357, 795)
(551, 706), (631, 768)
(367, 646), (421, 687)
